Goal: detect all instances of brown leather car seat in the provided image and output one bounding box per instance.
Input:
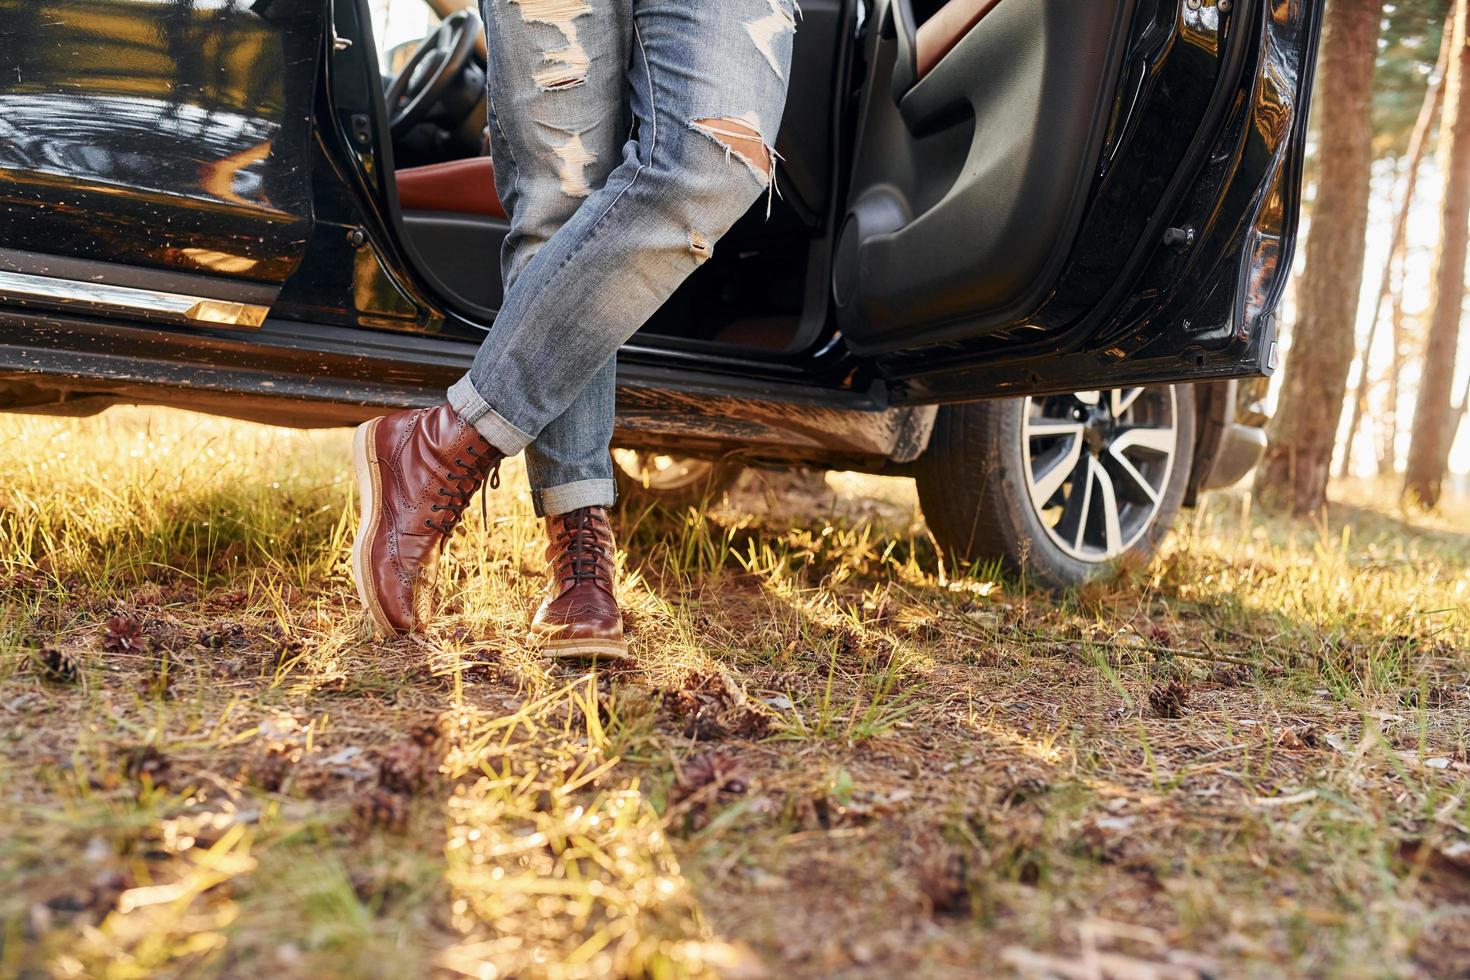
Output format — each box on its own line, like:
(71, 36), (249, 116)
(396, 156), (507, 220)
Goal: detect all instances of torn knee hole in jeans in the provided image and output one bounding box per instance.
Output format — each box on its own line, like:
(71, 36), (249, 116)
(510, 0), (593, 91)
(690, 114), (781, 216)
(690, 115), (776, 185)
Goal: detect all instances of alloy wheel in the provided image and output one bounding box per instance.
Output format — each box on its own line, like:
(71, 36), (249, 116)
(1019, 386), (1180, 563)
(613, 450), (722, 493)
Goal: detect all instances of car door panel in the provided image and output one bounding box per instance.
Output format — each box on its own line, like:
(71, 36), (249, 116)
(839, 0), (1323, 405)
(0, 0), (324, 312)
(835, 0), (1135, 351)
(914, 0), (1003, 79)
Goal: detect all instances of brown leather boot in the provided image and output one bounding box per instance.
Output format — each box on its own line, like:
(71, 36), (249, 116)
(530, 506), (628, 659)
(352, 404), (502, 634)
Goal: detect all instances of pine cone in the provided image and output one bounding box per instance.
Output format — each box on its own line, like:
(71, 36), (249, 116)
(377, 743), (434, 795)
(123, 745), (172, 787)
(1148, 679), (1190, 719)
(1148, 625), (1175, 647)
(680, 706), (728, 742)
(729, 707), (771, 740)
(102, 616), (149, 653)
(1208, 664), (1253, 687)
(35, 646), (80, 684)
(673, 751), (746, 804)
(409, 714), (451, 749)
(197, 622), (245, 650)
(918, 849), (972, 918)
(1000, 776), (1051, 807)
(353, 788), (410, 834)
(248, 744), (296, 792)
(665, 671), (769, 742)
(274, 635), (306, 665)
(213, 589), (248, 610)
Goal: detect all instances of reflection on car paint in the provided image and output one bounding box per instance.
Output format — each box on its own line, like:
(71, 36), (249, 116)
(0, 0), (322, 284)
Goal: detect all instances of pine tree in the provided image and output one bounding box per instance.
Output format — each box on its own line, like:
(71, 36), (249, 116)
(1404, 0), (1470, 507)
(1339, 11), (1453, 477)
(1256, 0), (1385, 514)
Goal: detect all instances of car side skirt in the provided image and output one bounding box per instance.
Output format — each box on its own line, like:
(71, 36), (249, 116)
(0, 311), (934, 474)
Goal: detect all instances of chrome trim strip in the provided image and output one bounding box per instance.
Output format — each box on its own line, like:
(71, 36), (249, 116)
(0, 269), (268, 329)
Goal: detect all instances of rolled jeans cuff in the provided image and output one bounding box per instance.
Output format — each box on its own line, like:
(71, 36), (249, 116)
(533, 478), (617, 518)
(447, 375), (534, 456)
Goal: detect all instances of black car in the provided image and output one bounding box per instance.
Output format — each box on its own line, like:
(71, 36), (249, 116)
(0, 0), (1318, 587)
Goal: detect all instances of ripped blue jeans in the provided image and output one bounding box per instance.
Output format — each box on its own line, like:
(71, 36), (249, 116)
(446, 0), (797, 516)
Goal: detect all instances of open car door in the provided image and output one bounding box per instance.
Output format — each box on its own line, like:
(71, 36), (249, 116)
(834, 0), (1323, 404)
(0, 0), (324, 330)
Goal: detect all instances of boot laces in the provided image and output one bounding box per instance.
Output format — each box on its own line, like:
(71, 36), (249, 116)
(426, 446), (500, 536)
(556, 508), (612, 590)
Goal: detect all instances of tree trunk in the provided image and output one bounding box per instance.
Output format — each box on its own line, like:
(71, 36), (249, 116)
(1256, 0), (1383, 514)
(1376, 255), (1409, 474)
(1338, 19), (1453, 478)
(1404, 0), (1470, 508)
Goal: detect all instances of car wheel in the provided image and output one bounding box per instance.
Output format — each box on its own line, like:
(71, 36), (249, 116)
(612, 450), (740, 512)
(914, 386), (1196, 589)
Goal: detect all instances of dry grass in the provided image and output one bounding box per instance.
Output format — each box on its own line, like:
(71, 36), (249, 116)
(0, 406), (1467, 979)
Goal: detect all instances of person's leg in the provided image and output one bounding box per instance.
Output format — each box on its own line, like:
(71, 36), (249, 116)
(481, 0), (631, 520)
(351, 0), (633, 635)
(483, 0), (797, 657)
(522, 360), (617, 517)
(484, 0), (632, 287)
(355, 0), (796, 639)
(447, 0), (797, 463)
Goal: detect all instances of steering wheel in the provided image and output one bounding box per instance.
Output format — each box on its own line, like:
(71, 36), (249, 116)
(386, 7), (482, 139)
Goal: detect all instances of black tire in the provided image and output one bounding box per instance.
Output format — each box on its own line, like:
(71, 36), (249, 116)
(612, 450), (741, 512)
(914, 386), (1196, 589)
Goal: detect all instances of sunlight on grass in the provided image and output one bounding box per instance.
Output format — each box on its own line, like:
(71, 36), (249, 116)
(1, 407), (1467, 977)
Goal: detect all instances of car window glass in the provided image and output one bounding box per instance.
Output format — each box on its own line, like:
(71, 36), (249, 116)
(370, 0), (441, 76)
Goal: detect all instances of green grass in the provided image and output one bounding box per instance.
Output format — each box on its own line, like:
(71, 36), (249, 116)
(0, 406), (1467, 978)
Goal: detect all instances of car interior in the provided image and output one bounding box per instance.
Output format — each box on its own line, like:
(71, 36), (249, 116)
(366, 0), (1134, 363)
(371, 0), (842, 360)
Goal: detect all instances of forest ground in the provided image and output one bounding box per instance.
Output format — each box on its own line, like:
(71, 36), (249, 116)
(1, 407), (1468, 978)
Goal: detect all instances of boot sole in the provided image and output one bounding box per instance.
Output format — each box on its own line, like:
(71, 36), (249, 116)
(537, 633), (631, 661)
(351, 418), (399, 635)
